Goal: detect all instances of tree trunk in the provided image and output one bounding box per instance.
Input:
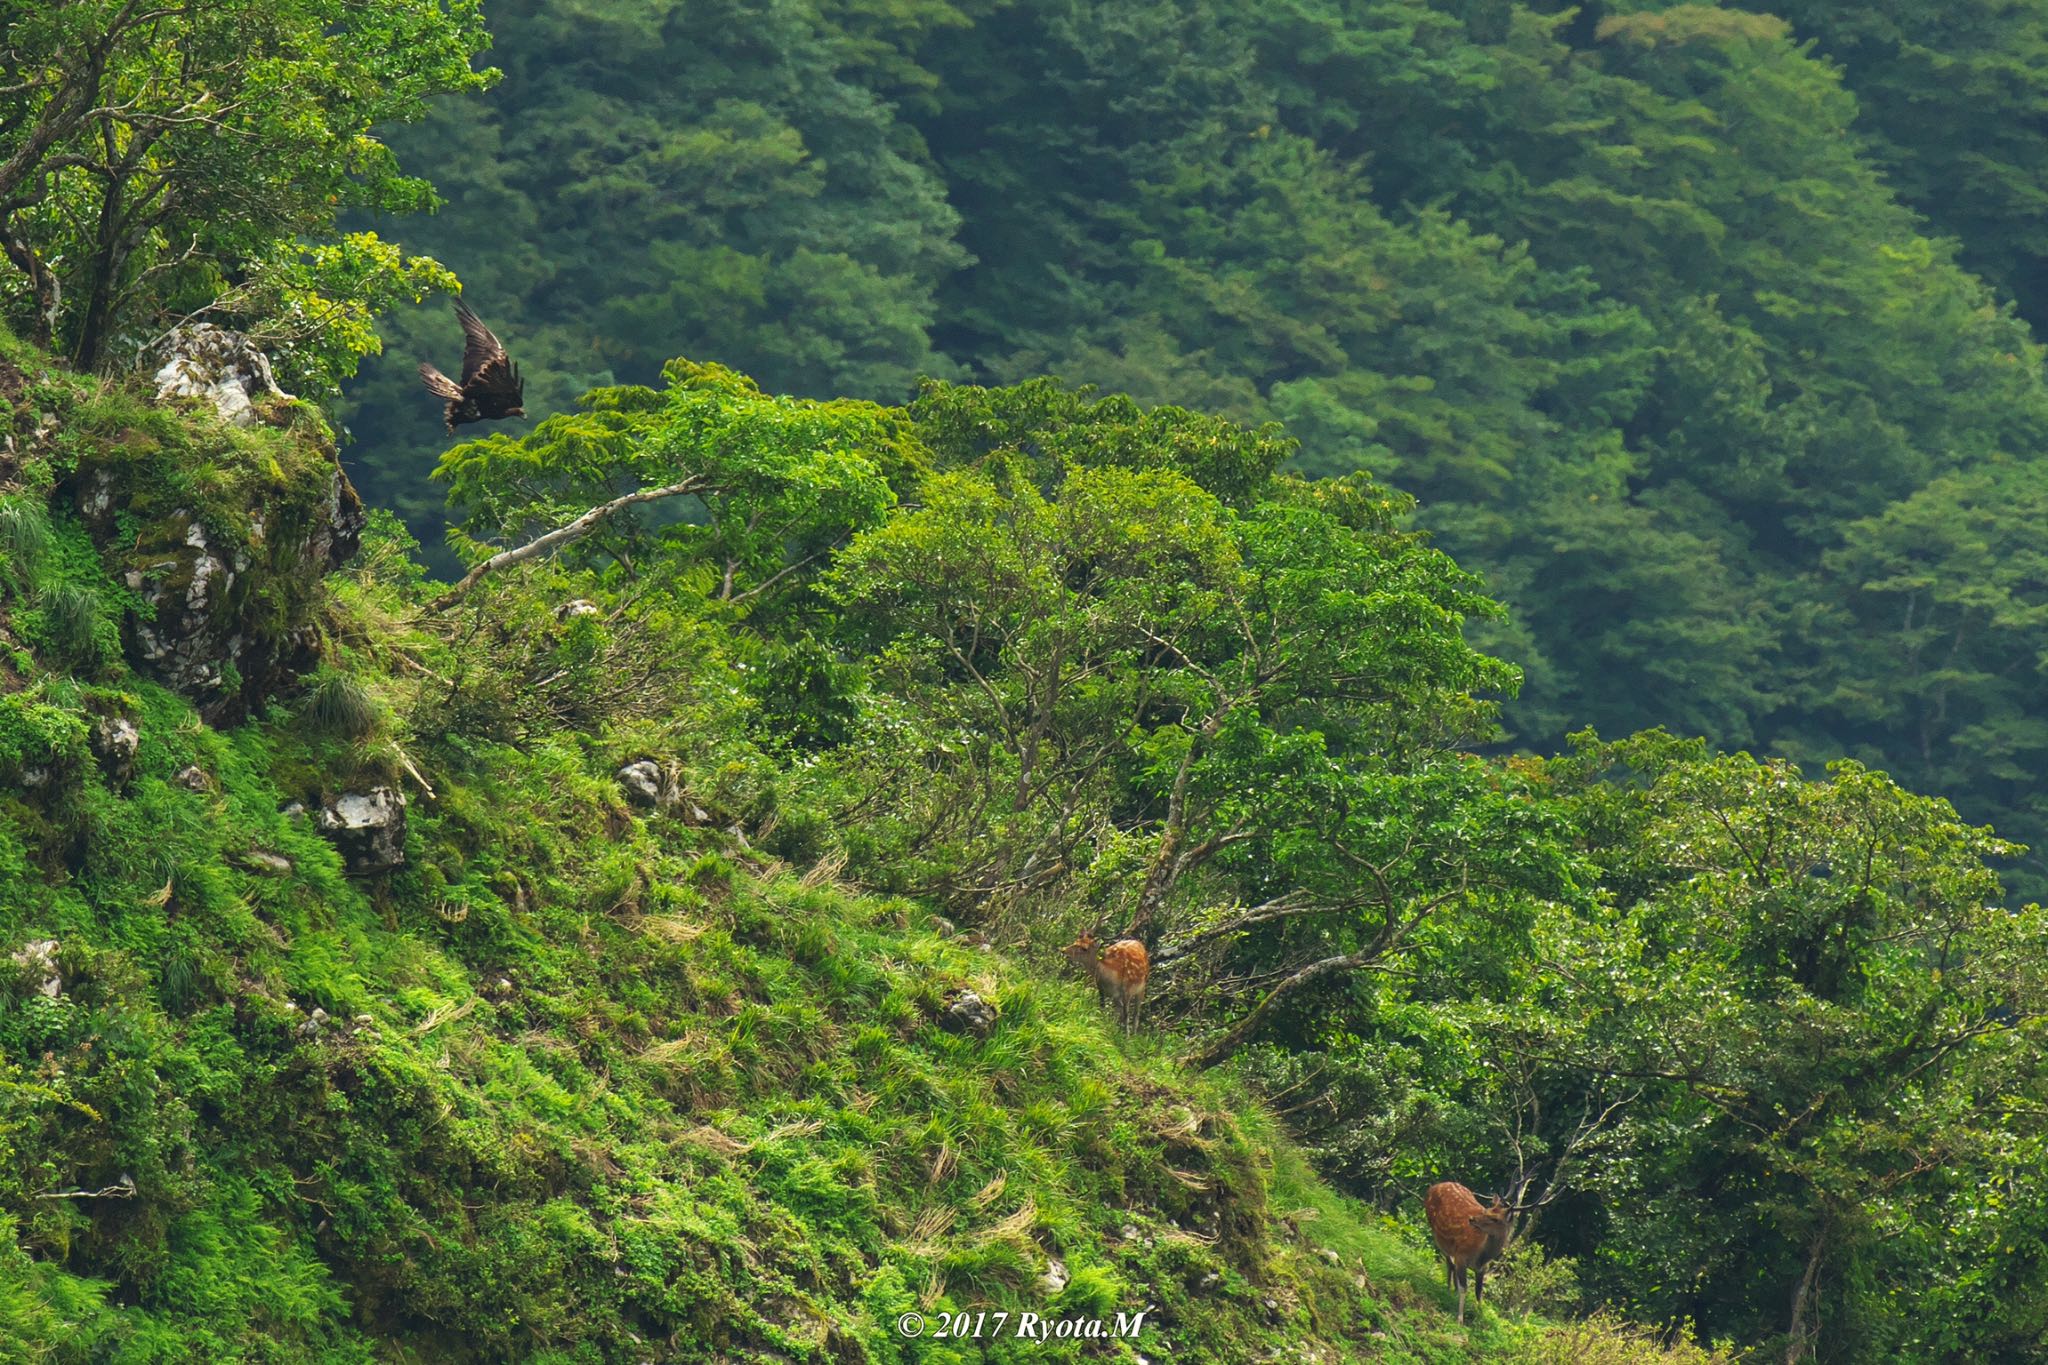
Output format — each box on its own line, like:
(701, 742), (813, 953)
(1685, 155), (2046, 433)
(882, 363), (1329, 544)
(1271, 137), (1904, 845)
(72, 135), (136, 371)
(0, 226), (59, 347)
(1013, 637), (1061, 811)
(74, 261), (119, 372)
(1127, 705), (1230, 941)
(1785, 1228), (1827, 1364)
(1189, 946), (1369, 1069)
(431, 476), (711, 610)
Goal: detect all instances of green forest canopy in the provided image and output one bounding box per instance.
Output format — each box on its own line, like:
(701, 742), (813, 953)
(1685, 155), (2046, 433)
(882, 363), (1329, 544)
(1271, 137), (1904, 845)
(4, 0), (2048, 1360)
(330, 0), (2048, 900)
(415, 364), (2048, 1358)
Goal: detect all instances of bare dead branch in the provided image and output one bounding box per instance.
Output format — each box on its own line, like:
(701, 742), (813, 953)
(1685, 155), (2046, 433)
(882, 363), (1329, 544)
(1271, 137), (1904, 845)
(39, 1176), (136, 1200)
(431, 477), (712, 611)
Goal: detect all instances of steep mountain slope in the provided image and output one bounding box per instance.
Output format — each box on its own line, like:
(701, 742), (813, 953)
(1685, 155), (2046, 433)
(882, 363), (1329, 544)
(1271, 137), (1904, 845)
(0, 337), (1724, 1362)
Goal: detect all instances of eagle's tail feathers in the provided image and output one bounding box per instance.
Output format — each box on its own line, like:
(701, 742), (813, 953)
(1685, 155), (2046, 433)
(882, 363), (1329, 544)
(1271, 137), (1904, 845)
(418, 362), (462, 400)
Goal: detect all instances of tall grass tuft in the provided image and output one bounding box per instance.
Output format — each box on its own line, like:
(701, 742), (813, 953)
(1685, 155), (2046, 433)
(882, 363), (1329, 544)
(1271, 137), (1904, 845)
(303, 669), (382, 741)
(38, 581), (103, 669)
(0, 498), (50, 580)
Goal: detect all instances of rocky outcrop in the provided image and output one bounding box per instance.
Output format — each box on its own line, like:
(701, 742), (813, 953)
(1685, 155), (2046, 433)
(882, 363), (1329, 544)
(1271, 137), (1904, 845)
(617, 760), (670, 809)
(104, 489), (363, 723)
(11, 939), (61, 999)
(151, 325), (295, 429)
(1039, 1256), (1068, 1296)
(617, 759), (714, 823)
(71, 332), (365, 724)
(316, 788), (407, 876)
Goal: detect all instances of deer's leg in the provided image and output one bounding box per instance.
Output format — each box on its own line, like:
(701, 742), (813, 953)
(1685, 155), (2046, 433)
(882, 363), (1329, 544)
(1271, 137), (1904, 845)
(1473, 1265), (1485, 1310)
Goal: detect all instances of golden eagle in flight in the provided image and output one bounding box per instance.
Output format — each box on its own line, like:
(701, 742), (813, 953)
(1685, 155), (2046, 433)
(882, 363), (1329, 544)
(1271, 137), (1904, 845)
(418, 299), (524, 435)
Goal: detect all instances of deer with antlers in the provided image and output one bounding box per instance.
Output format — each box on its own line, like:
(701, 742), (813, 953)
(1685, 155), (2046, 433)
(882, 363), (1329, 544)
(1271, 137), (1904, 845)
(1423, 1074), (1637, 1326)
(1060, 930), (1149, 1033)
(1425, 1182), (1510, 1325)
(1424, 1180), (1542, 1326)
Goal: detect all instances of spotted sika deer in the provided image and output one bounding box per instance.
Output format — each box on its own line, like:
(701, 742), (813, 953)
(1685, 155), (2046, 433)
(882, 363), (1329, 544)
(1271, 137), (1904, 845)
(1425, 1181), (1515, 1325)
(1059, 931), (1149, 1032)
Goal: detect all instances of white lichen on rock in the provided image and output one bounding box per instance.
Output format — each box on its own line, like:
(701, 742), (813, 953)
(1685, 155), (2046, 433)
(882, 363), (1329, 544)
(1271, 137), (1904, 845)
(151, 324), (293, 428)
(11, 939), (61, 998)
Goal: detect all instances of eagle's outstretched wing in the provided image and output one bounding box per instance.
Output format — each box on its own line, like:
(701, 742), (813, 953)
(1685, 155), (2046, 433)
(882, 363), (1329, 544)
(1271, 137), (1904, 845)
(417, 362), (462, 400)
(454, 297), (505, 386)
(472, 351), (523, 406)
(454, 298), (523, 406)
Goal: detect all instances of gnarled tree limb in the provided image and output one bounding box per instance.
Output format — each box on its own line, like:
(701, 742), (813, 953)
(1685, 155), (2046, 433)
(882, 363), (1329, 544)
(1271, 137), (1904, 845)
(430, 476), (710, 611)
(1189, 946), (1374, 1069)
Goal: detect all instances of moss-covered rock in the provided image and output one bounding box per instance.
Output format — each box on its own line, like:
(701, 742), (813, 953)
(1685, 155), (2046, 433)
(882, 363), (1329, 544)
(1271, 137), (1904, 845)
(315, 786), (408, 875)
(67, 392), (362, 723)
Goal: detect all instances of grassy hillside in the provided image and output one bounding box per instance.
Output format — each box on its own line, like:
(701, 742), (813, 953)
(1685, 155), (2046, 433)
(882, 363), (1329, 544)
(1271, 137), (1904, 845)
(0, 341), (1733, 1364)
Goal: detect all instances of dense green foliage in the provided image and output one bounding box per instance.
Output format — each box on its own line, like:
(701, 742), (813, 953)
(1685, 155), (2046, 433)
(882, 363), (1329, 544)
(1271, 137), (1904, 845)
(333, 0), (2048, 900)
(331, 340), (2048, 1359)
(1539, 734), (2048, 1359)
(0, 0), (487, 385)
(336, 0), (973, 535)
(1753, 0), (2048, 326)
(0, 333), (1759, 1364)
(6, 0), (2048, 1361)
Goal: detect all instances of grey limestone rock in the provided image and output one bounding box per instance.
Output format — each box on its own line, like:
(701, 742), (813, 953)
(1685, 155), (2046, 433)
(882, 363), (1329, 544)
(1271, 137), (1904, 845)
(938, 989), (999, 1038)
(89, 716), (139, 784)
(316, 787), (407, 875)
(151, 324), (293, 429)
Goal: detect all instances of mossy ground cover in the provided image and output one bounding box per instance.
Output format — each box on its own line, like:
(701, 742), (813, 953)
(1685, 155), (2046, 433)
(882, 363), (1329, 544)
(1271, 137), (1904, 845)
(0, 341), (1726, 1363)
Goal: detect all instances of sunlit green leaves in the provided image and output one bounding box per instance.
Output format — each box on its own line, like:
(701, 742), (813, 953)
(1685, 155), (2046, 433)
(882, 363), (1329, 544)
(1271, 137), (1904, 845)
(435, 359), (900, 614)
(1539, 732), (2048, 1352)
(0, 0), (492, 368)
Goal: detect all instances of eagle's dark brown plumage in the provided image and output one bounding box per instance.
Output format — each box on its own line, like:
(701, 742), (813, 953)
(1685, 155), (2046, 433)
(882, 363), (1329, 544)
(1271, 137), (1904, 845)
(418, 299), (525, 435)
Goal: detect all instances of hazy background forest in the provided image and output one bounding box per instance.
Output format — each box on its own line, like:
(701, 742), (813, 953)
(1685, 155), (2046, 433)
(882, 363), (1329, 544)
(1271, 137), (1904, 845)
(340, 0), (2048, 902)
